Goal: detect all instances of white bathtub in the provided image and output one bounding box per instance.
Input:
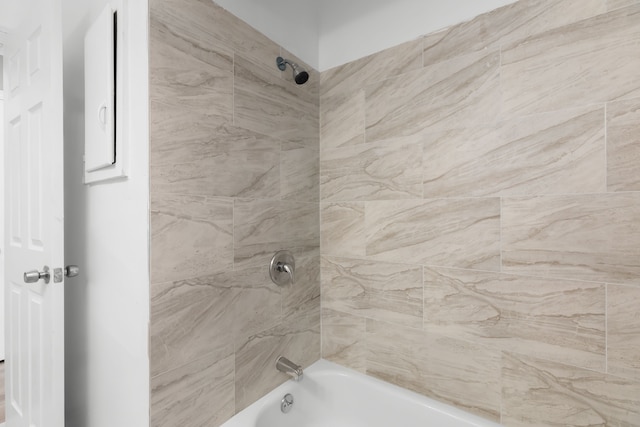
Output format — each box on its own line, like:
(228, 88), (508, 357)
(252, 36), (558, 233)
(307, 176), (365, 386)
(221, 359), (502, 427)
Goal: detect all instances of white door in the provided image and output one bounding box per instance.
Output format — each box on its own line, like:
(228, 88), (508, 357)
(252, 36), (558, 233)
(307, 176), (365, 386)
(3, 0), (65, 424)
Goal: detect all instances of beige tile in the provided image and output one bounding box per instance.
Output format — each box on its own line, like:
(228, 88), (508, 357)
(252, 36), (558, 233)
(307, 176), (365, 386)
(424, 267), (606, 371)
(320, 89), (365, 151)
(607, 98), (640, 191)
(423, 105), (606, 197)
(320, 202), (366, 258)
(366, 198), (500, 270)
(234, 55), (319, 148)
(320, 38), (423, 98)
(150, 102), (281, 199)
(502, 5), (640, 118)
(607, 284), (640, 380)
(150, 0), (281, 76)
(422, 0), (606, 66)
(281, 146), (319, 202)
(150, 348), (235, 427)
(320, 137), (423, 201)
(366, 320), (501, 421)
(281, 255), (320, 319)
(322, 256), (423, 328)
(608, 0), (640, 10)
(366, 49), (500, 142)
(235, 309), (320, 411)
(502, 352), (640, 426)
(321, 308), (366, 373)
(149, 17), (233, 121)
(150, 275), (238, 378)
(234, 199), (319, 270)
(502, 194), (640, 285)
(150, 195), (233, 284)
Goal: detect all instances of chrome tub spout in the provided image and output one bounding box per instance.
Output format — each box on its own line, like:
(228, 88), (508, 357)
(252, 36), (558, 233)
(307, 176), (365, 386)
(276, 356), (303, 381)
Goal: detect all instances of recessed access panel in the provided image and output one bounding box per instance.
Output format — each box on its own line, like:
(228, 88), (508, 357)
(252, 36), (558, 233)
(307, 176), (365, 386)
(84, 5), (115, 173)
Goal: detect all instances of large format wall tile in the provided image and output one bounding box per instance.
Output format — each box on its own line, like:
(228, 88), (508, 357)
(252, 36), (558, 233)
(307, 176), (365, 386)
(234, 199), (319, 270)
(608, 0), (640, 10)
(320, 38), (423, 99)
(422, 105), (606, 197)
(150, 275), (238, 378)
(150, 194), (233, 284)
(365, 49), (500, 142)
(502, 5), (640, 117)
(502, 353), (640, 426)
(151, 0), (281, 75)
(320, 137), (423, 201)
(322, 256), (423, 327)
(150, 348), (235, 427)
(423, 267), (606, 371)
(502, 194), (640, 285)
(366, 320), (501, 421)
(320, 89), (365, 151)
(281, 146), (319, 202)
(422, 0), (606, 66)
(607, 285), (640, 381)
(607, 98), (640, 191)
(150, 102), (281, 199)
(150, 16), (233, 121)
(235, 308), (320, 411)
(234, 55), (319, 148)
(320, 202), (365, 258)
(366, 198), (500, 270)
(321, 308), (366, 373)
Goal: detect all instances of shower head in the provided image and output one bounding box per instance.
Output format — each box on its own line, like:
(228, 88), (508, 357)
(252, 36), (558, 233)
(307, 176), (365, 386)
(276, 56), (309, 85)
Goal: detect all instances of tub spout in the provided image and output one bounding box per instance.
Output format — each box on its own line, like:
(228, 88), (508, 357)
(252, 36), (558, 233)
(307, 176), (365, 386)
(276, 356), (303, 381)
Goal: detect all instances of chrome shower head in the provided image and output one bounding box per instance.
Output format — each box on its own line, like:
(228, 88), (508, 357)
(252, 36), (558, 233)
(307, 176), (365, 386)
(276, 56), (309, 85)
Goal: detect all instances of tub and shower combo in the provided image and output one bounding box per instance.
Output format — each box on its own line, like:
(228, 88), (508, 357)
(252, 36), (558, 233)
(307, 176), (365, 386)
(222, 357), (501, 427)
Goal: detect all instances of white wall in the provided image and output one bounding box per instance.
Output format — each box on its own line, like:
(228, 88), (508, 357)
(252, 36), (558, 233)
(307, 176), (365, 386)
(63, 0), (149, 425)
(213, 0), (319, 69)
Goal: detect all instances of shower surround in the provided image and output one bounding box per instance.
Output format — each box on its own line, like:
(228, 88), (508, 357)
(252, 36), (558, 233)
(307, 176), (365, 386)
(320, 0), (640, 425)
(147, 0), (640, 425)
(148, 0), (320, 425)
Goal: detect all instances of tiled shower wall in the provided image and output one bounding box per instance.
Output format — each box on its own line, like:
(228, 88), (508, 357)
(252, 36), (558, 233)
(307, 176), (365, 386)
(148, 0), (320, 425)
(320, 0), (640, 425)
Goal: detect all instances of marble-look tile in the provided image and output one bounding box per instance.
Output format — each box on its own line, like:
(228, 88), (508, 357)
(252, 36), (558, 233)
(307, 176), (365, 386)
(366, 198), (500, 270)
(321, 308), (366, 373)
(502, 352), (640, 426)
(423, 105), (606, 197)
(320, 38), (423, 99)
(607, 285), (640, 381)
(423, 267), (606, 371)
(366, 320), (501, 421)
(151, 0), (281, 76)
(320, 202), (365, 258)
(366, 49), (500, 142)
(322, 256), (423, 328)
(150, 347), (235, 427)
(320, 137), (423, 201)
(607, 98), (640, 191)
(234, 199), (319, 270)
(150, 275), (237, 378)
(235, 309), (320, 411)
(281, 146), (319, 202)
(502, 193), (640, 285)
(422, 0), (606, 66)
(320, 89), (365, 151)
(234, 55), (319, 148)
(281, 255), (320, 319)
(502, 5), (640, 118)
(150, 194), (233, 284)
(150, 102), (280, 199)
(149, 17), (233, 121)
(608, 0), (640, 10)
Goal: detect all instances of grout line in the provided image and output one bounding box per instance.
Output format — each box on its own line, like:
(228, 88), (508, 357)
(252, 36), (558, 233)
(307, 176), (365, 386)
(605, 283), (608, 374)
(604, 103), (608, 192)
